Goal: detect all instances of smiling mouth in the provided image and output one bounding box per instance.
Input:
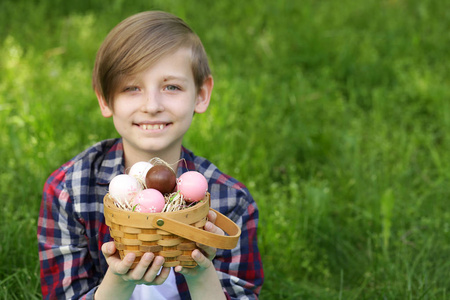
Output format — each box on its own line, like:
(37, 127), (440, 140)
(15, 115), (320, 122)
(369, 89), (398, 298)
(139, 124), (168, 130)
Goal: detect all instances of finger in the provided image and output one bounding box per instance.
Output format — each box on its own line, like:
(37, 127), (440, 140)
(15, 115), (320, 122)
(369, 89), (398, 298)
(142, 256), (165, 282)
(204, 221), (224, 236)
(174, 264), (192, 276)
(127, 252), (155, 281)
(101, 241), (117, 258)
(191, 249), (211, 269)
(207, 210), (217, 224)
(102, 242), (135, 275)
(197, 221), (220, 260)
(113, 252), (136, 275)
(196, 243), (217, 260)
(174, 265), (189, 276)
(151, 267), (171, 285)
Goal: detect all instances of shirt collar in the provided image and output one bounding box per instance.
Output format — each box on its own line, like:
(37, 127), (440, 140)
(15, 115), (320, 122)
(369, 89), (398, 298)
(95, 141), (196, 184)
(176, 146), (197, 176)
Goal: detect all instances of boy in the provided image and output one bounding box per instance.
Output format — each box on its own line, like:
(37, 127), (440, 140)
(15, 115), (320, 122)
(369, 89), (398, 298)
(38, 11), (263, 299)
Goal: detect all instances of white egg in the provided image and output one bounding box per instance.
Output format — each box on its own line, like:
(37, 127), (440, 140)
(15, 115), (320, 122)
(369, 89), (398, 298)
(129, 161), (153, 183)
(109, 174), (143, 208)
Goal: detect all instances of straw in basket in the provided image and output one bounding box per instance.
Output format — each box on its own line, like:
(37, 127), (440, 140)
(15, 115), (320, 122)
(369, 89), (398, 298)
(103, 192), (241, 268)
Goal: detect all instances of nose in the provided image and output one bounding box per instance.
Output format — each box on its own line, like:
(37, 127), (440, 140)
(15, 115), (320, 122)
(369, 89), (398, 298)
(141, 91), (164, 114)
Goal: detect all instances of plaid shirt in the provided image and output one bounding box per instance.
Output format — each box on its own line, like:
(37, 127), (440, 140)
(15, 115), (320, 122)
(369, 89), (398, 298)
(38, 138), (263, 299)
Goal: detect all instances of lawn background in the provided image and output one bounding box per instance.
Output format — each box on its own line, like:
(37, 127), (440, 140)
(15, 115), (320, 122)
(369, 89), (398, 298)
(1, 0), (449, 299)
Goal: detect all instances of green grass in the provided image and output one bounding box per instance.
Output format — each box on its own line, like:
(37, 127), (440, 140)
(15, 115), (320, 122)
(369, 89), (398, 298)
(1, 0), (449, 299)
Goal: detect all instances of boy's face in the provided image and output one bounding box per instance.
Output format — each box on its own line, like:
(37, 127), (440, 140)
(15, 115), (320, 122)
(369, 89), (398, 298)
(97, 47), (212, 164)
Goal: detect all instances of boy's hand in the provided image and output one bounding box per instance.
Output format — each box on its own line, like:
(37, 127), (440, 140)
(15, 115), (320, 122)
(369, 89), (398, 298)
(101, 242), (170, 285)
(174, 210), (224, 276)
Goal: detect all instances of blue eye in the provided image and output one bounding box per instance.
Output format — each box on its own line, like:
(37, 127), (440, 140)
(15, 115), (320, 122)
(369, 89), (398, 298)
(124, 86), (140, 92)
(165, 85), (180, 91)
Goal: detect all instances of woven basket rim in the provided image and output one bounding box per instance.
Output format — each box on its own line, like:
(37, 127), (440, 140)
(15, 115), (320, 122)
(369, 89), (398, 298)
(103, 192), (210, 228)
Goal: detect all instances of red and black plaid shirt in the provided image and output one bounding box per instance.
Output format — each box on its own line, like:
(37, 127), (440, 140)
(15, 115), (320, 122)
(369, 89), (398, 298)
(38, 139), (263, 299)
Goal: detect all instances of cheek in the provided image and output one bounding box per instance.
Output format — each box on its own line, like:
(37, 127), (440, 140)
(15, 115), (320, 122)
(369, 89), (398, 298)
(113, 100), (139, 119)
(171, 106), (195, 136)
(111, 107), (135, 133)
(166, 99), (196, 119)
(112, 117), (128, 136)
(177, 106), (195, 125)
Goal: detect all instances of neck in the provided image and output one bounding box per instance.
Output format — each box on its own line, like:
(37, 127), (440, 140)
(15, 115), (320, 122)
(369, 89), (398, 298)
(122, 144), (182, 173)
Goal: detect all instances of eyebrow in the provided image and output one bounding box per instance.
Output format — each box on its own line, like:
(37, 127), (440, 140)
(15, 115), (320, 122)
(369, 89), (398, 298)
(163, 75), (189, 82)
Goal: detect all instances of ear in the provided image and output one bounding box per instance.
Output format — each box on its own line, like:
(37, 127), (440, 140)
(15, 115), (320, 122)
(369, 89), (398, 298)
(194, 75), (214, 114)
(96, 90), (113, 118)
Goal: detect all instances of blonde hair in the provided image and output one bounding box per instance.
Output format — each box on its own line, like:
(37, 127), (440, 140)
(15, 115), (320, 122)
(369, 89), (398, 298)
(92, 11), (211, 108)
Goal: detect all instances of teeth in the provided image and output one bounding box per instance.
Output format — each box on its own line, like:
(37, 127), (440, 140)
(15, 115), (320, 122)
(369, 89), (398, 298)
(142, 124), (165, 130)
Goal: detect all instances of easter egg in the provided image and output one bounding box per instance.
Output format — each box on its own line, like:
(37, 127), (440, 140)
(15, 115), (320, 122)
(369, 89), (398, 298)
(176, 171), (208, 202)
(129, 161), (153, 183)
(135, 189), (166, 213)
(109, 174), (143, 208)
(145, 164), (176, 194)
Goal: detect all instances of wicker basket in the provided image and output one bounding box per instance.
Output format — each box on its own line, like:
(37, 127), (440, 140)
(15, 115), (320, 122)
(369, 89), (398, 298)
(103, 192), (240, 269)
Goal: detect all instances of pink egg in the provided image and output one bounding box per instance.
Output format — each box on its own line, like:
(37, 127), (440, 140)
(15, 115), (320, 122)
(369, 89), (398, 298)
(109, 174), (143, 207)
(135, 189), (166, 213)
(129, 161), (153, 183)
(176, 171), (208, 202)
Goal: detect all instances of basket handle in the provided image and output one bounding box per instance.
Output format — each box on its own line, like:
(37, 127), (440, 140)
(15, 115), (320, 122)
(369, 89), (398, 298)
(151, 208), (241, 249)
